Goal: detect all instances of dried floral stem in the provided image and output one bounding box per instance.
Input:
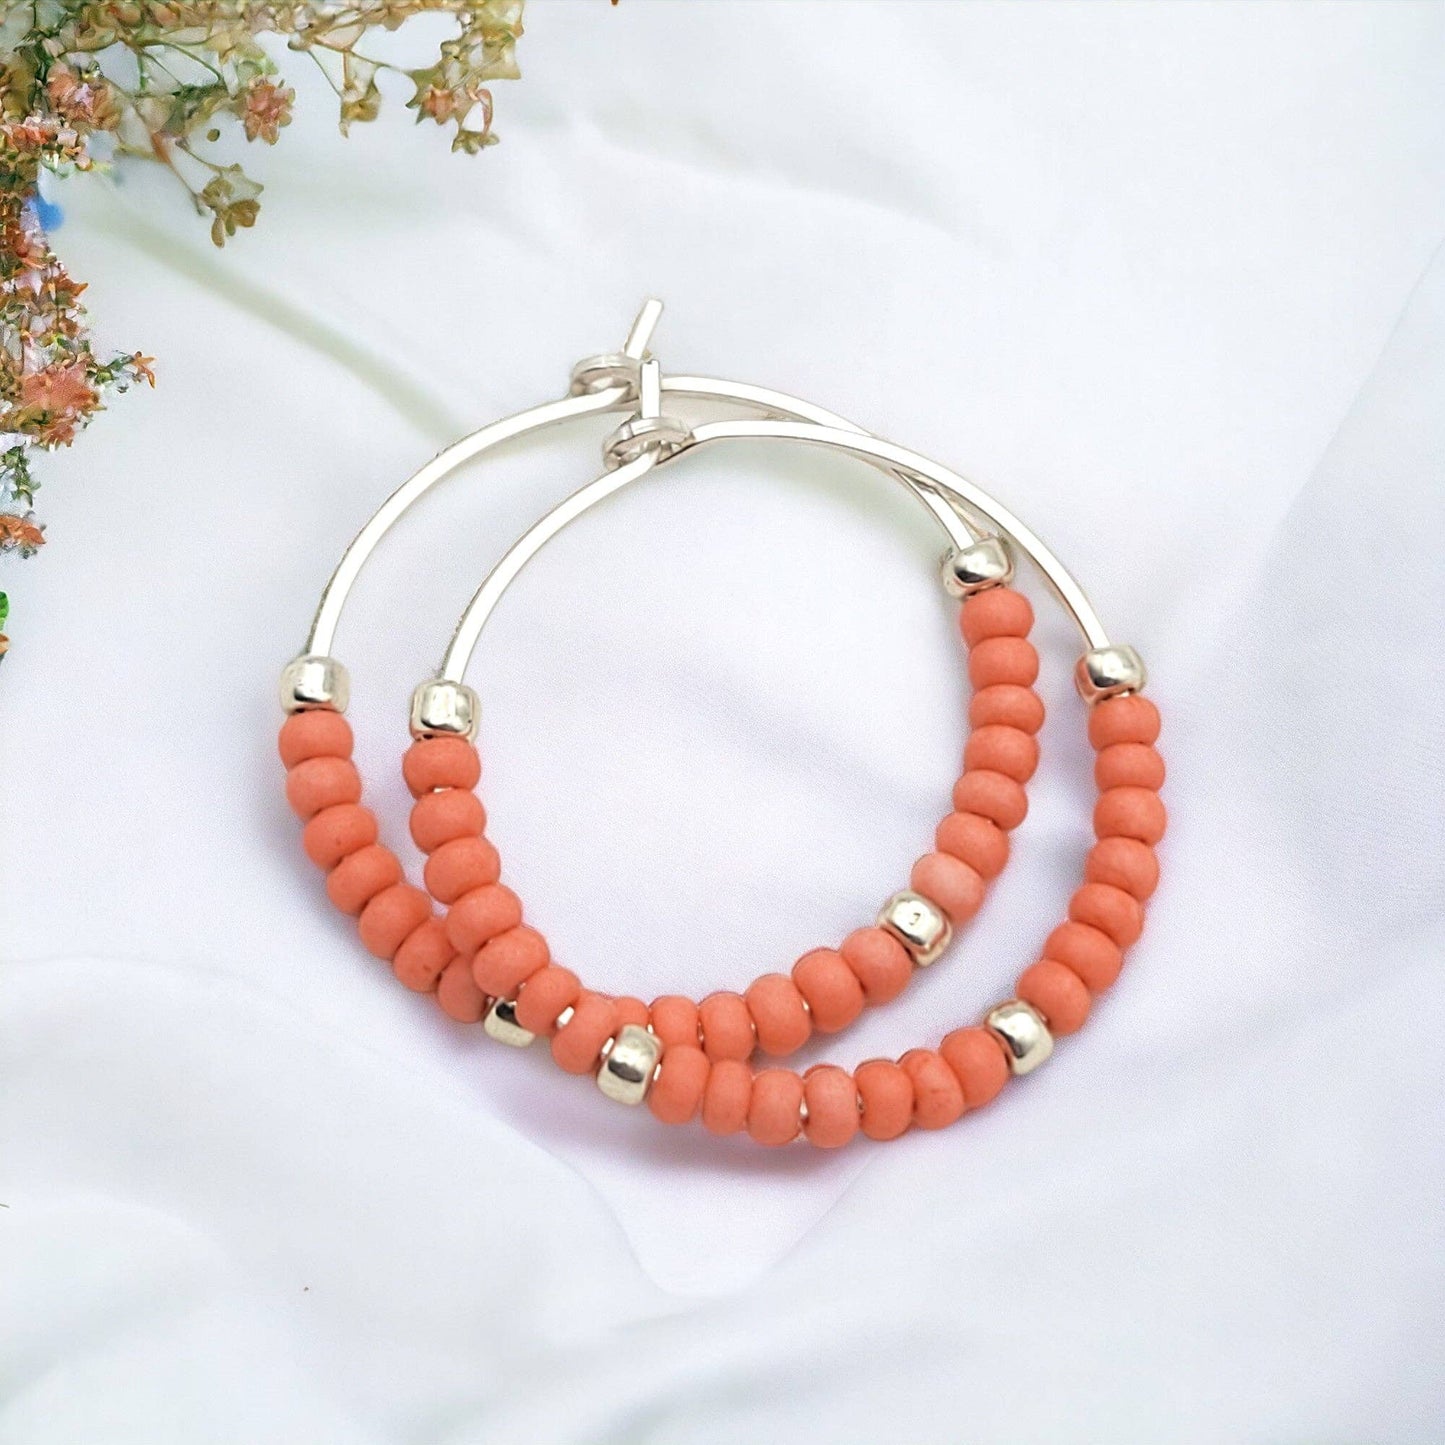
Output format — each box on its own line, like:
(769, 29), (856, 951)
(0, 0), (525, 651)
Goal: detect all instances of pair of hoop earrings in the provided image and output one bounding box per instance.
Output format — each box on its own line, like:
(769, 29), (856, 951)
(277, 300), (1165, 1149)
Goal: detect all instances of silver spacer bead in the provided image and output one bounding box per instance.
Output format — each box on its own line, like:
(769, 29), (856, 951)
(483, 997), (535, 1048)
(1075, 644), (1147, 704)
(280, 654), (350, 714)
(986, 1000), (1054, 1075)
(877, 890), (952, 966)
(410, 679), (480, 741)
(596, 1024), (662, 1106)
(941, 536), (1014, 597)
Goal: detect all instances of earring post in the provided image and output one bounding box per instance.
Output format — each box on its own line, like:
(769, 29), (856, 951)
(638, 358), (663, 420)
(622, 298), (664, 360)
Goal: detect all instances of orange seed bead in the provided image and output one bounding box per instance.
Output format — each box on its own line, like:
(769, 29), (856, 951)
(1094, 742), (1165, 792)
(940, 1026), (1010, 1109)
(649, 1045), (710, 1126)
(702, 1059), (753, 1135)
(472, 924), (550, 998)
(969, 683), (1045, 735)
(1088, 694), (1161, 750)
(1043, 920), (1123, 993)
(964, 725), (1040, 782)
(612, 995), (651, 1031)
(900, 1048), (965, 1130)
(911, 851), (986, 924)
(960, 587), (1034, 646)
(302, 803), (378, 870)
(1069, 882), (1144, 948)
(745, 973), (812, 1056)
(392, 917), (454, 993)
(968, 635), (1040, 690)
(436, 953), (487, 1022)
(803, 1066), (860, 1149)
(326, 843), (402, 915)
(953, 769), (1029, 831)
(791, 949), (865, 1033)
(747, 1068), (805, 1147)
(649, 995), (701, 1048)
(855, 1059), (915, 1141)
(840, 927), (913, 1005)
(358, 883), (432, 960)
(936, 811), (1010, 880)
(551, 993), (617, 1074)
(446, 883), (523, 954)
(699, 991), (756, 1062)
(514, 965), (581, 1034)
(423, 835), (501, 904)
(1017, 958), (1092, 1034)
(1094, 786), (1167, 846)
(285, 755), (361, 820)
(278, 710), (353, 769)
(409, 788), (486, 853)
(402, 737), (481, 797)
(1085, 837), (1159, 901)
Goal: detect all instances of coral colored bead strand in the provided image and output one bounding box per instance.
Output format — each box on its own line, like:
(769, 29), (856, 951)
(1016, 694), (1164, 1038)
(406, 587), (1044, 1071)
(402, 736), (512, 1018)
(913, 587), (1043, 936)
(650, 696), (1164, 1147)
(279, 712), (442, 984)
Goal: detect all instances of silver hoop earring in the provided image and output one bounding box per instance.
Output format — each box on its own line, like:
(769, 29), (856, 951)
(277, 302), (1162, 1149)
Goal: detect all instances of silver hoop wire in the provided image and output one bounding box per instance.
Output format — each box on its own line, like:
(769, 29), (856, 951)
(290, 301), (1136, 725)
(440, 415), (1109, 684)
(303, 305), (979, 660)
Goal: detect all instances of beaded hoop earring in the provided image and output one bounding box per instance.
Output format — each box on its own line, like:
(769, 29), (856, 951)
(278, 304), (1164, 1147)
(281, 302), (1045, 1051)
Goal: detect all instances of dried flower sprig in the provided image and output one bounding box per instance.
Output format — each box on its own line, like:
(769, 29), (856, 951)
(0, 114), (153, 566)
(0, 1), (525, 648)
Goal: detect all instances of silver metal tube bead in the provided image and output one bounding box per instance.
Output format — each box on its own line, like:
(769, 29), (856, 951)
(280, 654), (350, 714)
(596, 1024), (662, 1105)
(986, 1000), (1054, 1075)
(941, 536), (1014, 596)
(1075, 645), (1146, 704)
(878, 890), (952, 966)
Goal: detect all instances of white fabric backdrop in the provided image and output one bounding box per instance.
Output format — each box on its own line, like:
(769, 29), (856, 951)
(2, 2), (1443, 1440)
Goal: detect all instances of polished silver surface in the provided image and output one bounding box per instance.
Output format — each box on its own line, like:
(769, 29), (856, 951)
(304, 299), (1012, 666)
(569, 352), (639, 398)
(877, 890), (952, 966)
(567, 297), (662, 398)
(596, 1023), (661, 1105)
(603, 358), (692, 469)
(279, 654), (350, 714)
(483, 997), (535, 1048)
(686, 421), (1110, 648)
(986, 999), (1054, 1075)
(305, 386), (626, 660)
(1075, 644), (1147, 703)
(941, 536), (1014, 596)
(409, 679), (480, 741)
(443, 416), (1112, 681)
(297, 299), (1117, 714)
(603, 415), (693, 469)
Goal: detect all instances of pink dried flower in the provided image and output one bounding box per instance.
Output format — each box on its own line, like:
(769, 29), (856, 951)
(241, 77), (294, 144)
(45, 65), (120, 131)
(20, 362), (98, 417)
(0, 513), (45, 556)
